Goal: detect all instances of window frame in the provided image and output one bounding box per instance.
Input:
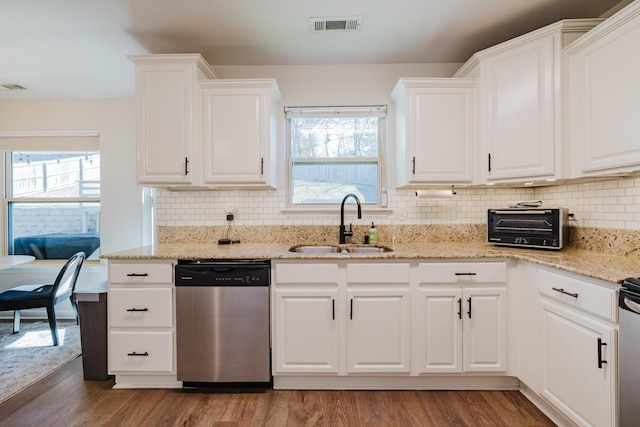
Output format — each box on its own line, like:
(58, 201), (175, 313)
(0, 130), (100, 259)
(284, 105), (387, 208)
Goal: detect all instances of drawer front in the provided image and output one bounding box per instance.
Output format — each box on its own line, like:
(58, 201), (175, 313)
(109, 331), (173, 372)
(346, 263), (411, 284)
(109, 288), (173, 328)
(275, 262), (339, 284)
(109, 262), (173, 284)
(417, 262), (507, 284)
(538, 268), (617, 321)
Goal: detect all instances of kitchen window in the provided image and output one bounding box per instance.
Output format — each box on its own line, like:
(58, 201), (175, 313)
(285, 106), (386, 206)
(0, 131), (101, 260)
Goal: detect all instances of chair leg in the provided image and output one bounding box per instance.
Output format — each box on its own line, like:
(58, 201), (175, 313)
(12, 310), (21, 334)
(70, 296), (79, 325)
(46, 305), (59, 346)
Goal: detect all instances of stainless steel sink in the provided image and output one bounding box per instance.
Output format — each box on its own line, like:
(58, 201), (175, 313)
(289, 245), (341, 253)
(345, 246), (393, 253)
(288, 245), (393, 254)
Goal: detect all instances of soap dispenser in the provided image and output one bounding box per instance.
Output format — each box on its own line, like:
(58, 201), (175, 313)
(368, 222), (378, 244)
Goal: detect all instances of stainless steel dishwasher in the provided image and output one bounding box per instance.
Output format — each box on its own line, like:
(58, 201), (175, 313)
(175, 259), (271, 387)
(620, 277), (640, 426)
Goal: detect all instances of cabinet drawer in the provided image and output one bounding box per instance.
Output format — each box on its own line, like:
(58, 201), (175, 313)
(346, 263), (411, 283)
(109, 331), (173, 372)
(109, 262), (173, 284)
(109, 288), (173, 328)
(417, 262), (507, 284)
(275, 263), (339, 284)
(538, 269), (617, 322)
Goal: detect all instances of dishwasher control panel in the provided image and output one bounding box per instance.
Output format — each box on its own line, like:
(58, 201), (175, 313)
(175, 259), (270, 286)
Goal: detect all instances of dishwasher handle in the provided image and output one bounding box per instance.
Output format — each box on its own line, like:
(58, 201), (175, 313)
(621, 289), (640, 314)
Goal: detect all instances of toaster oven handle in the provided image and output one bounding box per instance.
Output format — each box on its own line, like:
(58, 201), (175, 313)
(493, 210), (550, 215)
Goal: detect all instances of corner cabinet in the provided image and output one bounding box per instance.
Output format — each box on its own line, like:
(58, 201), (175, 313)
(455, 19), (600, 184)
(566, 1), (640, 177)
(107, 260), (181, 389)
(200, 79), (280, 188)
(391, 78), (477, 186)
(130, 54), (217, 185)
(537, 268), (618, 427)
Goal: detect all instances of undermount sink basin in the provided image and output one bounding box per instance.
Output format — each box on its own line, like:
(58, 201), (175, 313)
(345, 246), (393, 253)
(289, 245), (340, 253)
(288, 245), (393, 254)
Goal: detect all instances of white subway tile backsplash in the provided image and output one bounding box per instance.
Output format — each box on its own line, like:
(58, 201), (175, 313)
(154, 177), (640, 230)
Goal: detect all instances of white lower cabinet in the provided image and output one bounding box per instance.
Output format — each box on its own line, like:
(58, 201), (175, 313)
(345, 290), (410, 372)
(273, 289), (340, 374)
(537, 268), (618, 427)
(272, 261), (411, 375)
(107, 260), (179, 388)
(417, 262), (508, 373)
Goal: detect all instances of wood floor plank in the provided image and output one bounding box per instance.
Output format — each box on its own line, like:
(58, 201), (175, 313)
(0, 357), (556, 426)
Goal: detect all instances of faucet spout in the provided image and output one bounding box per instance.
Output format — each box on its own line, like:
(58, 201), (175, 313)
(339, 193), (362, 244)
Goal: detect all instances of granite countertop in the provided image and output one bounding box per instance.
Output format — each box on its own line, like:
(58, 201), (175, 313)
(102, 241), (640, 285)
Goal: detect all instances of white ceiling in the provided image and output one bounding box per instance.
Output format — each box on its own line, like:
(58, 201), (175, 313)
(0, 0), (627, 99)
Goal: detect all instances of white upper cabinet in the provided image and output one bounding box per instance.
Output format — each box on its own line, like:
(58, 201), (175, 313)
(392, 78), (477, 186)
(130, 54), (216, 185)
(201, 79), (280, 188)
(455, 20), (600, 184)
(566, 1), (640, 177)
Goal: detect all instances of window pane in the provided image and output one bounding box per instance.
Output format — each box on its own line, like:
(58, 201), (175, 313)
(12, 152), (100, 198)
(292, 162), (378, 204)
(291, 117), (379, 159)
(9, 202), (100, 260)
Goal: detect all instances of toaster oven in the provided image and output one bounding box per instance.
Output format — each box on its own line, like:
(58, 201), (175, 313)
(487, 208), (569, 250)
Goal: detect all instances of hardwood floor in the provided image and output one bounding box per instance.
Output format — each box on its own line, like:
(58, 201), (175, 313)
(0, 356), (555, 426)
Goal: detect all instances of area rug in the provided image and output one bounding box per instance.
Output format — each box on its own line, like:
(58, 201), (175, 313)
(0, 320), (81, 403)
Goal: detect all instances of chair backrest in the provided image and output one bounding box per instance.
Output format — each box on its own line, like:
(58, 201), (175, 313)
(53, 251), (86, 298)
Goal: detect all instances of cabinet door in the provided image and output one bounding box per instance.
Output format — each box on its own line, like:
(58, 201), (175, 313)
(272, 289), (339, 374)
(135, 63), (196, 185)
(392, 79), (476, 186)
(481, 36), (556, 181)
(346, 289), (411, 373)
(540, 300), (616, 427)
(462, 287), (507, 372)
(201, 80), (278, 187)
(417, 288), (463, 373)
(567, 2), (640, 175)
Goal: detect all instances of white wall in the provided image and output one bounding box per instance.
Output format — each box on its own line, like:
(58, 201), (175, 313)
(0, 98), (140, 318)
(0, 98), (143, 255)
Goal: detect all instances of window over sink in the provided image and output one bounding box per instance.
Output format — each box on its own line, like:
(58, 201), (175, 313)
(285, 106), (386, 206)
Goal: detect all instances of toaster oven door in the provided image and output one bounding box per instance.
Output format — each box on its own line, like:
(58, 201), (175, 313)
(488, 209), (563, 249)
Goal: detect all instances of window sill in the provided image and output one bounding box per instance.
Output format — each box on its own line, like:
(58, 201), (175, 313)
(281, 207), (394, 217)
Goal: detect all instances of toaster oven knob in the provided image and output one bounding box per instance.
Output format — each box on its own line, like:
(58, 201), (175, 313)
(514, 237), (528, 245)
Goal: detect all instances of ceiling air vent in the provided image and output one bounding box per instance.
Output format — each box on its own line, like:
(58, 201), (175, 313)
(0, 84), (28, 92)
(310, 16), (362, 32)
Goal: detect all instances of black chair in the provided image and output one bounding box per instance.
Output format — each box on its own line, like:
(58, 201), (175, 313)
(0, 251), (86, 346)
